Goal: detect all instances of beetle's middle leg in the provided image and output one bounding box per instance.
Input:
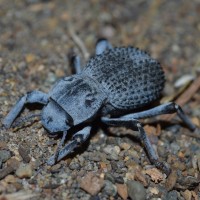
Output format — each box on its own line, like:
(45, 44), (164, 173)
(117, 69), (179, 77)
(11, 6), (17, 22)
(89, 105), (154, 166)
(101, 117), (171, 175)
(3, 90), (48, 129)
(119, 102), (196, 131)
(47, 126), (91, 166)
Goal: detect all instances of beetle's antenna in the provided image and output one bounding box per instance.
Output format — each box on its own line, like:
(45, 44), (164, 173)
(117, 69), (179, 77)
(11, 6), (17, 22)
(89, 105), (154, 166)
(11, 113), (41, 128)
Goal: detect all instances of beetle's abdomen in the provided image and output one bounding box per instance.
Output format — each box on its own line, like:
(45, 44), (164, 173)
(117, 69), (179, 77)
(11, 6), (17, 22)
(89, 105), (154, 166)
(83, 47), (165, 110)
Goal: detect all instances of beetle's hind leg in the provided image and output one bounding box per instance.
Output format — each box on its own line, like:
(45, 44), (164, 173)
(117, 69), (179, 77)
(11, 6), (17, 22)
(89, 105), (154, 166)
(101, 117), (171, 176)
(47, 126), (91, 166)
(95, 38), (113, 55)
(120, 102), (196, 131)
(70, 39), (113, 74)
(3, 90), (48, 129)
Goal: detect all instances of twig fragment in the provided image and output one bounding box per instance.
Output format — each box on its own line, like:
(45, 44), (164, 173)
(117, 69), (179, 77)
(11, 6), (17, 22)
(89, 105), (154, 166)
(67, 22), (90, 61)
(161, 76), (200, 121)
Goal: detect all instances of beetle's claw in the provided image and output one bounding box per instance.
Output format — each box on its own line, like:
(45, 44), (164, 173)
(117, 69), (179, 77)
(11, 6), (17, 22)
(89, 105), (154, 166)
(154, 160), (171, 176)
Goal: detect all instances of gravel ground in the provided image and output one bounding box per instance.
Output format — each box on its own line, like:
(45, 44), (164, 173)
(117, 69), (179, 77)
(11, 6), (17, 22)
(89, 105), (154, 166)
(0, 1), (200, 200)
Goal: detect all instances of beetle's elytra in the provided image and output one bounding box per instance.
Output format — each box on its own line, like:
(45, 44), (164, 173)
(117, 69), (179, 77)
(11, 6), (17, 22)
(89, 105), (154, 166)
(3, 39), (196, 175)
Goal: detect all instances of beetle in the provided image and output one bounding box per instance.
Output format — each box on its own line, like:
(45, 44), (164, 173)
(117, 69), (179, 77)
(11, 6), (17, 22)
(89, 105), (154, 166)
(3, 39), (196, 175)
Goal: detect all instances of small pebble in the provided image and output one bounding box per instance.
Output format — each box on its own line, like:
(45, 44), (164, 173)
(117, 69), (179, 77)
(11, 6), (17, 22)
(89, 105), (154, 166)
(4, 175), (17, 183)
(134, 169), (148, 187)
(104, 173), (115, 183)
(181, 190), (192, 200)
(176, 176), (199, 190)
(15, 163), (33, 178)
(0, 158), (20, 180)
(18, 144), (31, 163)
(50, 163), (61, 173)
(116, 183), (128, 200)
(172, 160), (186, 171)
(0, 141), (7, 149)
(148, 187), (159, 195)
(0, 150), (11, 163)
(127, 180), (146, 200)
(163, 190), (178, 200)
(69, 161), (81, 170)
(79, 172), (104, 196)
(115, 176), (124, 184)
(103, 145), (120, 160)
(119, 142), (131, 150)
(102, 180), (117, 196)
(165, 170), (177, 191)
(170, 142), (180, 154)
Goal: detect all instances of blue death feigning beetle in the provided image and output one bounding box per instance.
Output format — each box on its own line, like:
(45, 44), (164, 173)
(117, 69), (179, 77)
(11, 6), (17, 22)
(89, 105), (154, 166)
(3, 39), (197, 176)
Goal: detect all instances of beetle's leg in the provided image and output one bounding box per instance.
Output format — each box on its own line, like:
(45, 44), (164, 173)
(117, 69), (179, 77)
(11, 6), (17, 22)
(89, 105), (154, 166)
(71, 55), (82, 74)
(120, 102), (196, 131)
(47, 126), (91, 166)
(70, 39), (112, 74)
(3, 90), (48, 129)
(51, 130), (68, 164)
(95, 39), (113, 55)
(101, 117), (171, 175)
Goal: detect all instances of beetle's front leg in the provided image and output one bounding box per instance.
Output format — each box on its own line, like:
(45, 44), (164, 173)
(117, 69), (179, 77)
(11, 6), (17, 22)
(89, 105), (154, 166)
(47, 126), (91, 166)
(3, 90), (48, 129)
(101, 117), (171, 176)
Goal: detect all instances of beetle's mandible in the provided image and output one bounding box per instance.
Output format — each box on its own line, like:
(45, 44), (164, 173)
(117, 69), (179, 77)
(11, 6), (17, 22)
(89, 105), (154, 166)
(3, 39), (197, 175)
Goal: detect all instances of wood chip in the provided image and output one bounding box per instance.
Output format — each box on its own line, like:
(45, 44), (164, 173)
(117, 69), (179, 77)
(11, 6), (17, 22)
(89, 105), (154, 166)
(0, 191), (39, 200)
(161, 76), (200, 121)
(145, 168), (164, 183)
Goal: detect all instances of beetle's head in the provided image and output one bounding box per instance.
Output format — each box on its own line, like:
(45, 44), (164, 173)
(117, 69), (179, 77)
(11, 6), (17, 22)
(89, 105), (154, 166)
(41, 100), (73, 135)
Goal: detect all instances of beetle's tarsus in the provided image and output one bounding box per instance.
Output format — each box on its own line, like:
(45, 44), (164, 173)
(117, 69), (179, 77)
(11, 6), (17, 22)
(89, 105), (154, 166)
(47, 126), (91, 166)
(49, 131), (67, 165)
(47, 140), (78, 166)
(152, 159), (171, 176)
(175, 104), (196, 131)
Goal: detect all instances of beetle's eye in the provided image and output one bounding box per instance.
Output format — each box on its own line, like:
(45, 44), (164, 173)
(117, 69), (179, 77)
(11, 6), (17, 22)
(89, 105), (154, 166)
(85, 94), (96, 107)
(85, 98), (95, 107)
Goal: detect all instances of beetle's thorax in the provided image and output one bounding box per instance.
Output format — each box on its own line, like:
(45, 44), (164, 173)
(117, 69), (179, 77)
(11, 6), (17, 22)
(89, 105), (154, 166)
(48, 74), (106, 126)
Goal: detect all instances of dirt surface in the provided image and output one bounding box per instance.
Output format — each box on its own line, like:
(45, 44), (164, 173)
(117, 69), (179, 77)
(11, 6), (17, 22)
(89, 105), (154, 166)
(0, 1), (200, 199)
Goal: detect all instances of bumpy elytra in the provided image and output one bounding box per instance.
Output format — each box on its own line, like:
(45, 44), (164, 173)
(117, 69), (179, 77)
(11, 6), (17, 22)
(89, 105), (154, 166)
(47, 47), (164, 129)
(3, 39), (196, 175)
